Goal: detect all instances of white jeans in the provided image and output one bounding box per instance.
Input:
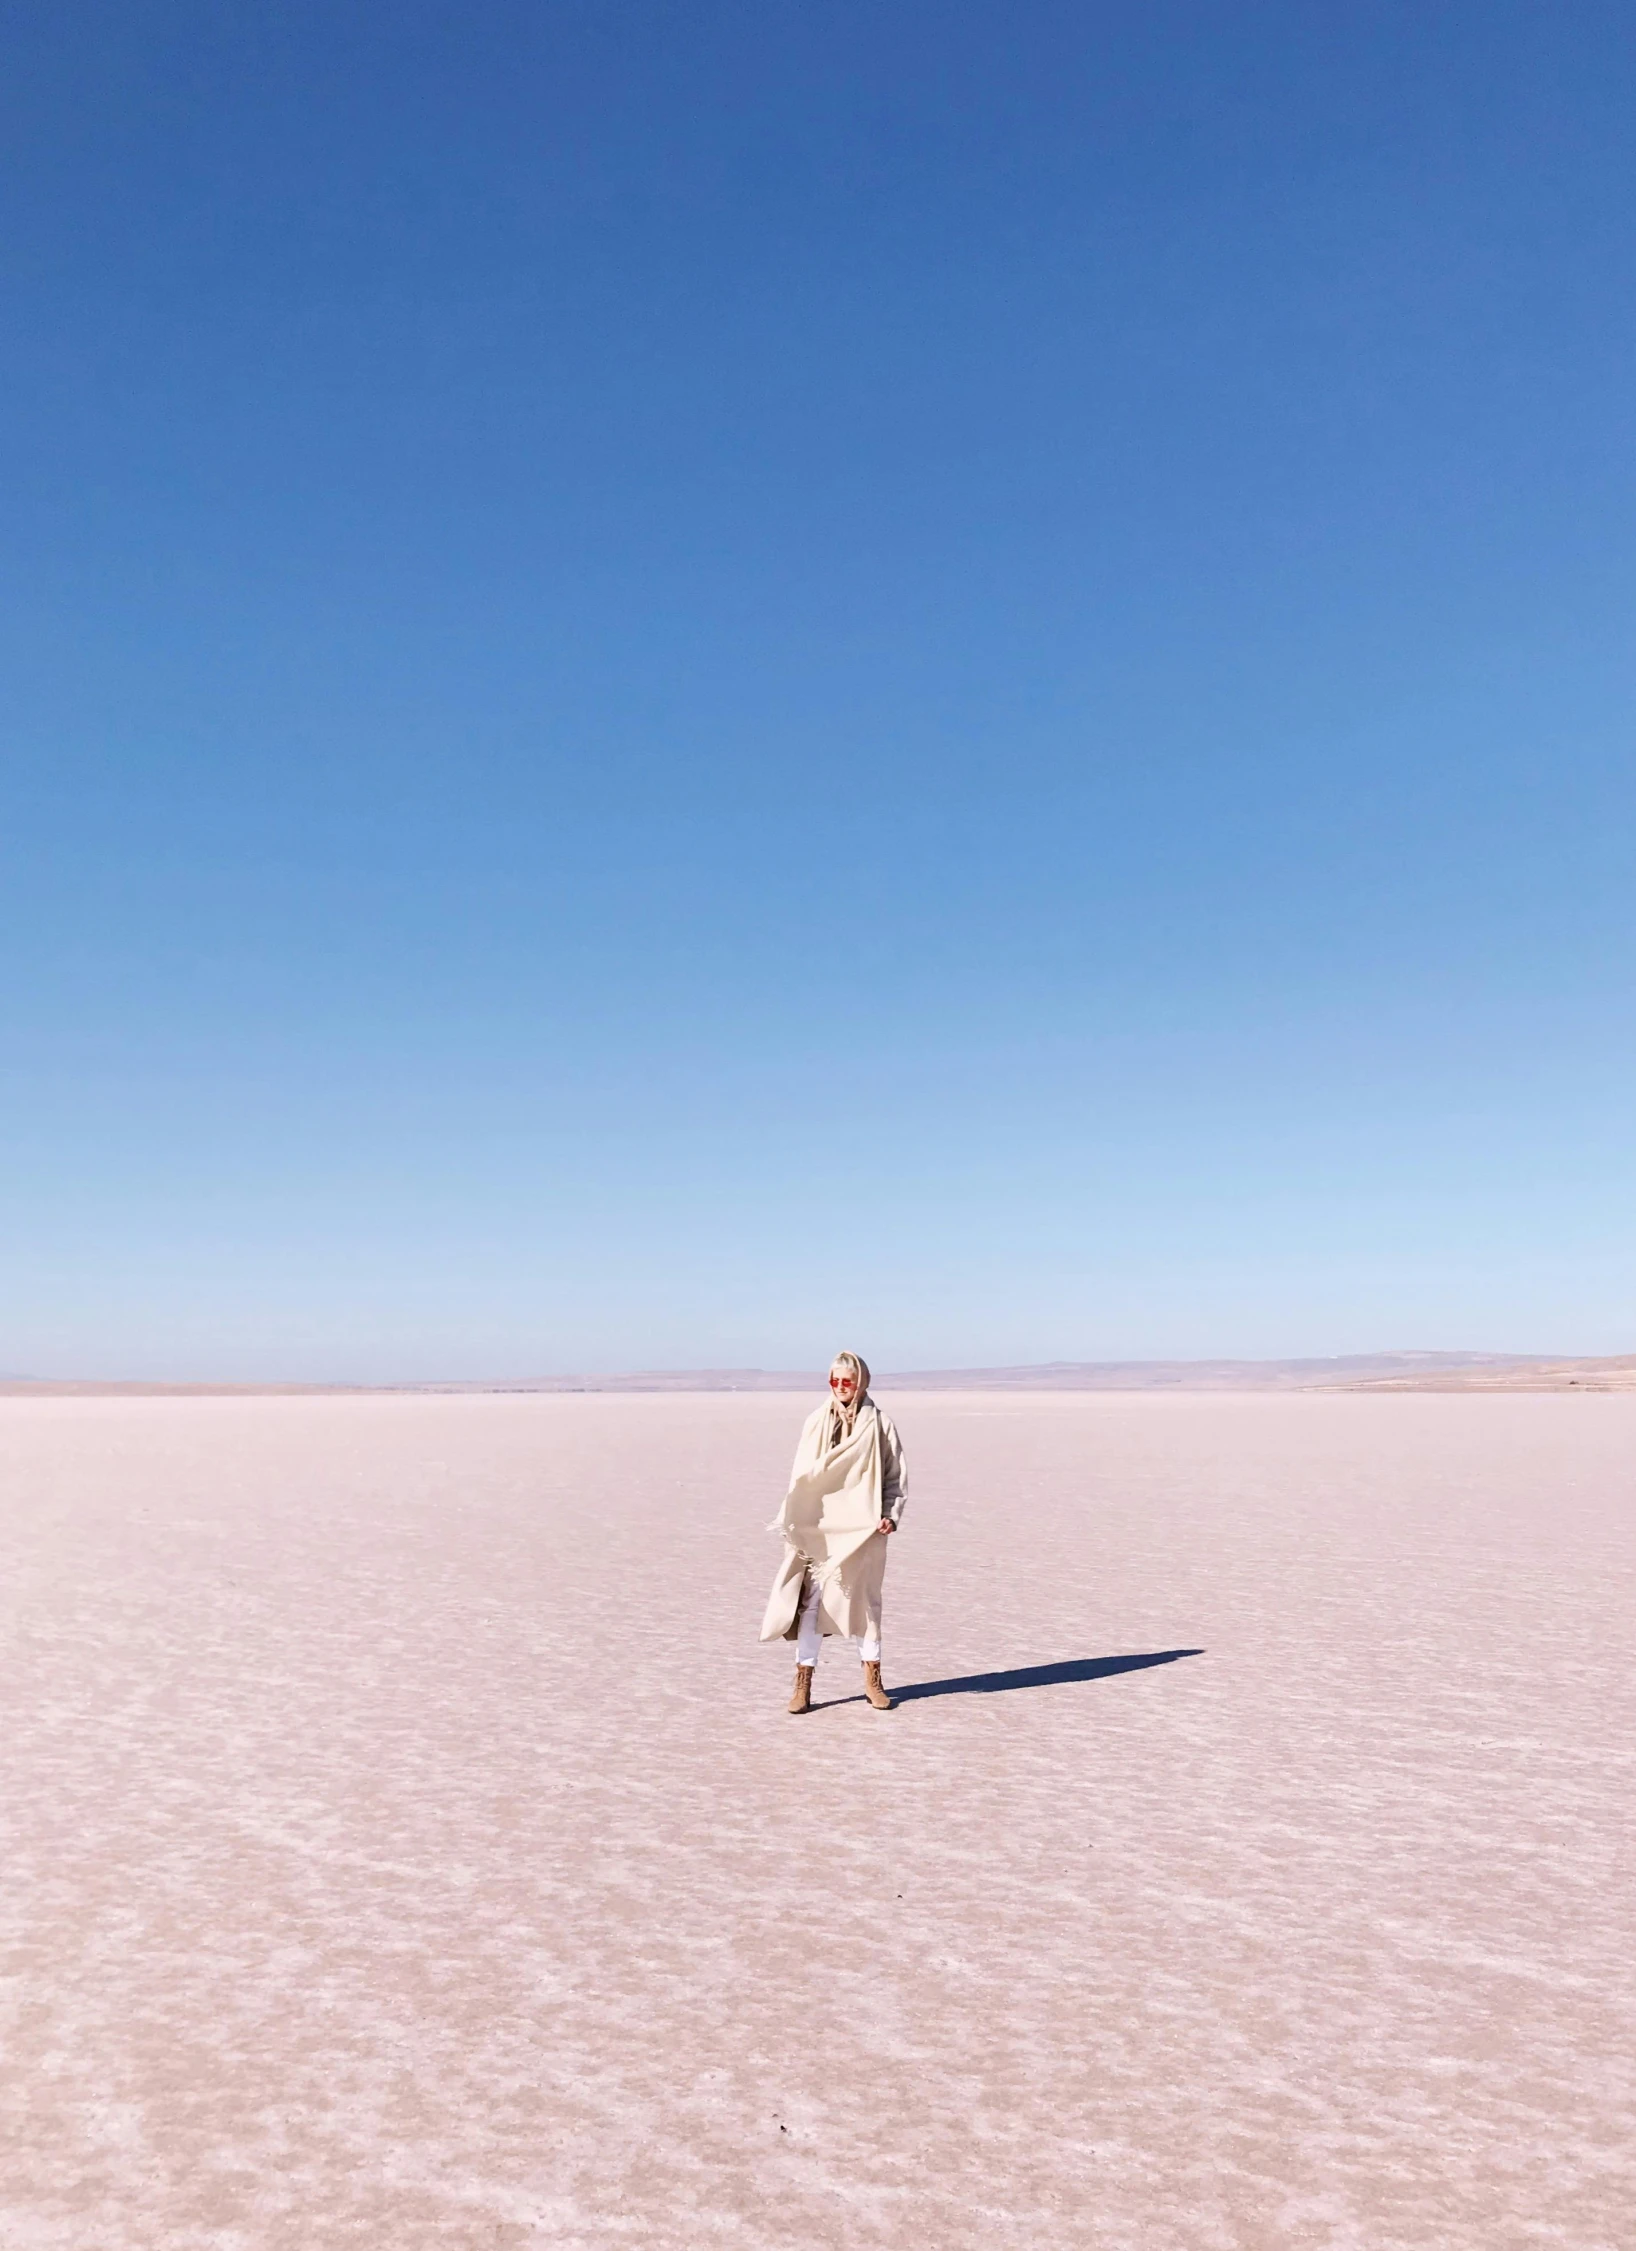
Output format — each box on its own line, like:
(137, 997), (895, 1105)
(797, 1576), (882, 1667)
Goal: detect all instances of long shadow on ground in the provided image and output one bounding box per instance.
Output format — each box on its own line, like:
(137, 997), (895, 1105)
(893, 1649), (1203, 1702)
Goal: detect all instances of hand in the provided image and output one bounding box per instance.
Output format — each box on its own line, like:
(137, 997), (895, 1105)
(878, 1516), (896, 1535)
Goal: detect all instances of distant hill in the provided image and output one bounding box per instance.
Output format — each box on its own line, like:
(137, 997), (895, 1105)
(417, 1352), (1636, 1392)
(877, 1352), (1636, 1391)
(7, 1352), (1636, 1394)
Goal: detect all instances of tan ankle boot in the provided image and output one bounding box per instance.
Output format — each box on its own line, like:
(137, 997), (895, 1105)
(862, 1660), (894, 1710)
(787, 1664), (814, 1715)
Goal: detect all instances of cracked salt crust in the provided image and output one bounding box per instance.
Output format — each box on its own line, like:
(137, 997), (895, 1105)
(0, 1390), (1631, 2248)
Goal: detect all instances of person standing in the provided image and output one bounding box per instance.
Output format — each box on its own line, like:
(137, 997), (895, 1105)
(760, 1351), (907, 1714)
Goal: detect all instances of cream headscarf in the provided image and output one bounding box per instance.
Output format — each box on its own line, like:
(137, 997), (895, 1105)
(826, 1350), (871, 1446)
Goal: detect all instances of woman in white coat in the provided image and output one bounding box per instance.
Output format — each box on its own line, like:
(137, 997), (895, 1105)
(760, 1351), (908, 1714)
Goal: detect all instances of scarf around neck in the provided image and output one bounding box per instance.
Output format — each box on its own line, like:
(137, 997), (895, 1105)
(825, 1351), (871, 1449)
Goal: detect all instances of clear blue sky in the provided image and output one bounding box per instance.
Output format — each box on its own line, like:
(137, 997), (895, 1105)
(3, 2), (1633, 1379)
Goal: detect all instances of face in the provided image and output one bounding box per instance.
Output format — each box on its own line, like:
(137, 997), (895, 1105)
(830, 1369), (858, 1403)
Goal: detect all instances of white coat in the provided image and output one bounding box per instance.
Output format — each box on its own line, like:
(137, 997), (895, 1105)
(759, 1397), (907, 1645)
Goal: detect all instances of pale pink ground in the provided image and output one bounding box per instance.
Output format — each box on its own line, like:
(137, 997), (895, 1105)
(0, 1392), (1630, 2250)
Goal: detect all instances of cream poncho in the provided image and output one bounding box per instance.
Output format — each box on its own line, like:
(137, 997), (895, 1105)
(759, 1394), (908, 1645)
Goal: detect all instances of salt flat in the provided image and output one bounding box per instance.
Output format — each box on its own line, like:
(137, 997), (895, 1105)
(0, 1391), (1630, 2250)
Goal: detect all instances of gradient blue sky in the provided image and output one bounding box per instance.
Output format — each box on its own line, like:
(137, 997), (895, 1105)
(4, 2), (1634, 1379)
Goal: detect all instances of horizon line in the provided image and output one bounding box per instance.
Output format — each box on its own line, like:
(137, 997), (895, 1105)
(6, 1348), (1636, 1397)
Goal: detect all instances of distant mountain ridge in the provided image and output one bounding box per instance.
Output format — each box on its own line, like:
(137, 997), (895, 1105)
(6, 1351), (1636, 1394)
